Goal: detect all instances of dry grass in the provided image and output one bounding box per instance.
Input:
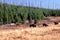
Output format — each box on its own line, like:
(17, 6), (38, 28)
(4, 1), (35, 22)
(0, 27), (60, 40)
(0, 16), (60, 40)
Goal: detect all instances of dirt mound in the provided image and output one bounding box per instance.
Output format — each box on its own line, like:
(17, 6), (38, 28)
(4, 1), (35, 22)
(0, 27), (60, 40)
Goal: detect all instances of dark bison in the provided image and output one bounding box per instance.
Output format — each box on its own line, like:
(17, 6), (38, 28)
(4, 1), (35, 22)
(30, 24), (36, 27)
(42, 23), (48, 27)
(54, 22), (58, 25)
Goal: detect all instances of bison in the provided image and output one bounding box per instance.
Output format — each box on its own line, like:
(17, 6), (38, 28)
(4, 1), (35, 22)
(29, 24), (36, 27)
(42, 23), (48, 27)
(54, 22), (58, 25)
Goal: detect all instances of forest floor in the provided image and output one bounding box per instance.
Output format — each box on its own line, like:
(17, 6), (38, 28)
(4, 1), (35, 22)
(0, 17), (60, 40)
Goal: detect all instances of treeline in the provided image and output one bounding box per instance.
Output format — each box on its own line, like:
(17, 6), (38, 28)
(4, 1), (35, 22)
(43, 9), (60, 17)
(0, 3), (60, 25)
(0, 3), (44, 24)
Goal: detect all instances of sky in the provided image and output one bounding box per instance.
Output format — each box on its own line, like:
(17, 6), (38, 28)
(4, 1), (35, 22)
(0, 0), (60, 9)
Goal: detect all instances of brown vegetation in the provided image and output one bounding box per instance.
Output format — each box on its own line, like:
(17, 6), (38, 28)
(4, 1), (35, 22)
(0, 27), (60, 40)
